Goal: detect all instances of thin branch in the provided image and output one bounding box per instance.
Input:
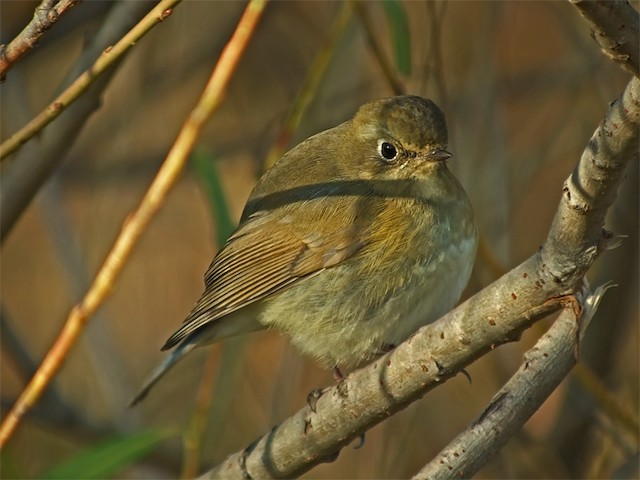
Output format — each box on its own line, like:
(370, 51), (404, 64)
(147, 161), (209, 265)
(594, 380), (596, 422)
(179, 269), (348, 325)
(0, 0), (154, 243)
(0, 0), (267, 449)
(0, 0), (181, 161)
(0, 0), (80, 80)
(414, 282), (611, 479)
(201, 75), (639, 479)
(570, 0), (640, 77)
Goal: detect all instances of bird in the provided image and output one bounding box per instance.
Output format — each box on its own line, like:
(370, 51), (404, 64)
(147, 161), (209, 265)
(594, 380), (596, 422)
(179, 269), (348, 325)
(130, 95), (478, 406)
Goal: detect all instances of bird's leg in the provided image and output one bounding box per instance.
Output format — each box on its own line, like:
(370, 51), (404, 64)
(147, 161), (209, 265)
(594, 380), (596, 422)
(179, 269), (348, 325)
(305, 365), (366, 449)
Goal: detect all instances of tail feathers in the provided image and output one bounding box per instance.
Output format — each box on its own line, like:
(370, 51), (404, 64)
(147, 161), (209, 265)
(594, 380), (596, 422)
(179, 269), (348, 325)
(129, 340), (197, 407)
(131, 309), (263, 406)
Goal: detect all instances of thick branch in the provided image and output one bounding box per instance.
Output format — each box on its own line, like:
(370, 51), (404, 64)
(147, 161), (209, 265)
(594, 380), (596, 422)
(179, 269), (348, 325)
(414, 283), (611, 479)
(205, 5), (640, 478)
(0, 0), (79, 80)
(202, 77), (639, 480)
(543, 77), (640, 284)
(570, 0), (640, 77)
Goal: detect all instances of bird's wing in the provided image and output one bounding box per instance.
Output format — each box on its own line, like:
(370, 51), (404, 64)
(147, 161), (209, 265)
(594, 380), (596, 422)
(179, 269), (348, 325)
(161, 204), (365, 350)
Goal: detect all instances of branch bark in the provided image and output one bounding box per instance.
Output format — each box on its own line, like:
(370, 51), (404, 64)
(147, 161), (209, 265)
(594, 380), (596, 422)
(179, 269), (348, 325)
(205, 3), (640, 477)
(414, 283), (611, 479)
(201, 77), (639, 480)
(570, 0), (639, 77)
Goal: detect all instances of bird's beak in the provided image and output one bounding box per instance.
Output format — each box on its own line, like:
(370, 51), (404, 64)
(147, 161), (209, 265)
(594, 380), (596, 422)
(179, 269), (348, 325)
(426, 148), (452, 162)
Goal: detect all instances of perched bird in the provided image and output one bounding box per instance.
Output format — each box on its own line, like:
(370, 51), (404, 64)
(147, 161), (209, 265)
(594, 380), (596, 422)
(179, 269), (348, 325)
(131, 95), (477, 406)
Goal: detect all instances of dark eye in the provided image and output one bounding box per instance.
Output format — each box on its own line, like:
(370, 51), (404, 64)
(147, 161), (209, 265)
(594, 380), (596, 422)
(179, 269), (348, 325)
(379, 141), (398, 162)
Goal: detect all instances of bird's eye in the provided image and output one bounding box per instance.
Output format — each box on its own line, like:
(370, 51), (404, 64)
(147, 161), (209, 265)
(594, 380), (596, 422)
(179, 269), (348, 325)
(379, 141), (398, 162)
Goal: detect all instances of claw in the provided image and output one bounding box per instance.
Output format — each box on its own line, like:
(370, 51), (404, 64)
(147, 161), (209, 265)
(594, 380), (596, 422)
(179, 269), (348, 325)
(307, 388), (326, 413)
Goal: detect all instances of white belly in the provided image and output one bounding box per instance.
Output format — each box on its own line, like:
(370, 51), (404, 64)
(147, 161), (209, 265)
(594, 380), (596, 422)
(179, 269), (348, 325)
(382, 237), (477, 346)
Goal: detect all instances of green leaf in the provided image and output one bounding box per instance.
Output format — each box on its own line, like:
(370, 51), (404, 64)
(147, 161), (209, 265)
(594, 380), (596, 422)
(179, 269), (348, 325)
(1, 450), (24, 479)
(382, 0), (412, 76)
(41, 430), (170, 480)
(191, 150), (236, 247)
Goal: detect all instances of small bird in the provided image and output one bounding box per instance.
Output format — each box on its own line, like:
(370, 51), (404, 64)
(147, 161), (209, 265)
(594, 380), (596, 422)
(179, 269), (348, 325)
(130, 95), (477, 406)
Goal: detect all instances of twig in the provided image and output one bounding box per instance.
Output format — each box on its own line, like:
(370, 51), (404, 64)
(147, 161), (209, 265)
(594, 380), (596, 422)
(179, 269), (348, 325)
(570, 0), (639, 77)
(0, 0), (181, 161)
(0, 0), (267, 449)
(413, 283), (611, 479)
(0, 0), (80, 80)
(0, 1), (151, 433)
(0, 1), (154, 243)
(200, 76), (639, 479)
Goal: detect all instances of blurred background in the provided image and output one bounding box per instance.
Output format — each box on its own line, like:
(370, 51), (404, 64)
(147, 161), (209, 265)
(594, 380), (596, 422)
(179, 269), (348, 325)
(1, 1), (637, 478)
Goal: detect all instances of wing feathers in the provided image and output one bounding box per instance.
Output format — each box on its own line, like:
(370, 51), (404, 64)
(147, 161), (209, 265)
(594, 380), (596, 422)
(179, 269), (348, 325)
(205, 234), (293, 286)
(163, 198), (367, 351)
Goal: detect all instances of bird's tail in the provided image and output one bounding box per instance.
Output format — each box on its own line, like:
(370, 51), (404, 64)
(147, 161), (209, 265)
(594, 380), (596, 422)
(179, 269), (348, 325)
(129, 340), (197, 407)
(130, 308), (263, 406)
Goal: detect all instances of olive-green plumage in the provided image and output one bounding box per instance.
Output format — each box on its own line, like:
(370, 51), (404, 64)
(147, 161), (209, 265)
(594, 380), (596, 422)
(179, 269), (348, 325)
(131, 96), (477, 406)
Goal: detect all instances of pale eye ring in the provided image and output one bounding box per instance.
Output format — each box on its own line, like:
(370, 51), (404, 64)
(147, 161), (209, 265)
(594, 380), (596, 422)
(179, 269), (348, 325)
(378, 141), (398, 162)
